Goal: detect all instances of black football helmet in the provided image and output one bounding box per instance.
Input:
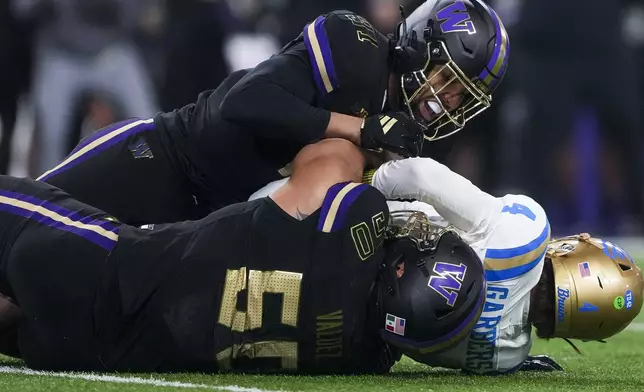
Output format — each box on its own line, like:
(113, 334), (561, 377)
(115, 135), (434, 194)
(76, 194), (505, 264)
(392, 0), (510, 141)
(376, 211), (486, 354)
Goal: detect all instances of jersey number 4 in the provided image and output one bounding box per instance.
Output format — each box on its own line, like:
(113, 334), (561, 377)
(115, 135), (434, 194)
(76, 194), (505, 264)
(501, 203), (536, 221)
(216, 267), (303, 371)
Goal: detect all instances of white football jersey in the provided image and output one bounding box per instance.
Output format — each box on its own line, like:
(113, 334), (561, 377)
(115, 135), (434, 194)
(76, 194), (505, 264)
(249, 157), (550, 374)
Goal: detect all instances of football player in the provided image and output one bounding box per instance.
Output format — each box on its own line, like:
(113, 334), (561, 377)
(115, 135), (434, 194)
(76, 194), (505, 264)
(38, 0), (509, 227)
(370, 158), (643, 373)
(0, 139), (486, 373)
(252, 156), (644, 374)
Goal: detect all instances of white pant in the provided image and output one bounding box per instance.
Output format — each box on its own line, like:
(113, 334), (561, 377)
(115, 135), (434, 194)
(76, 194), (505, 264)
(32, 41), (159, 175)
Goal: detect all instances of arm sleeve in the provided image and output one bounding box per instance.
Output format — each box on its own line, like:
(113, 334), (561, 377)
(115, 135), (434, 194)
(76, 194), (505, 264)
(219, 11), (386, 144)
(219, 53), (331, 144)
(370, 157), (504, 237)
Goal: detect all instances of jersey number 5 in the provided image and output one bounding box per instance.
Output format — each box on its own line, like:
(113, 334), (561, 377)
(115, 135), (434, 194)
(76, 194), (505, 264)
(501, 203), (536, 221)
(216, 268), (303, 371)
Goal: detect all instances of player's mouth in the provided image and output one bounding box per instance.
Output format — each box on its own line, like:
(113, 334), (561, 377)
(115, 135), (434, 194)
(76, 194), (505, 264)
(417, 99), (442, 122)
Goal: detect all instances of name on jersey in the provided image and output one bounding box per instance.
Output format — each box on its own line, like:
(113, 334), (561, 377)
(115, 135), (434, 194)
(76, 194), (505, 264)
(316, 310), (343, 360)
(465, 286), (509, 371)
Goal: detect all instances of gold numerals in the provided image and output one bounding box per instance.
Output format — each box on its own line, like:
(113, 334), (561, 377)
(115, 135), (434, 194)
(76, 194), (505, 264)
(350, 211), (386, 260)
(216, 268), (303, 371)
(341, 14), (378, 47)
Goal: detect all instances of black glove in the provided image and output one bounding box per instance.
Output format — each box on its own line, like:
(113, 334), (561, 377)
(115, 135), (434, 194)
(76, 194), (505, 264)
(360, 111), (425, 158)
(519, 355), (564, 372)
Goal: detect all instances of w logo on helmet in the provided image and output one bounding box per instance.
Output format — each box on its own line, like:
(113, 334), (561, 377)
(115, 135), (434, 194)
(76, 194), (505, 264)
(428, 262), (467, 306)
(436, 1), (476, 35)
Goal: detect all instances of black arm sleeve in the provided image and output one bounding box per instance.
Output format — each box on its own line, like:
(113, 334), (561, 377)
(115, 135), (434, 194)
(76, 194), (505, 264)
(219, 52), (331, 144)
(220, 11), (389, 145)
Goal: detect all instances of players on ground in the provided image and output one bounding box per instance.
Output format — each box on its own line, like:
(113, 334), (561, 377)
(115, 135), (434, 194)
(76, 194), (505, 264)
(253, 155), (644, 374)
(0, 139), (486, 373)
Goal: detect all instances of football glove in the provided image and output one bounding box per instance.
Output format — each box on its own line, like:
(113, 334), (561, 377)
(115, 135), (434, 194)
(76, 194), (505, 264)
(360, 111), (425, 158)
(519, 355), (564, 372)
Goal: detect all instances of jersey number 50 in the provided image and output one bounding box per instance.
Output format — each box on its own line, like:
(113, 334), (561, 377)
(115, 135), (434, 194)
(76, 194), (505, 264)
(350, 211), (386, 260)
(216, 268), (303, 371)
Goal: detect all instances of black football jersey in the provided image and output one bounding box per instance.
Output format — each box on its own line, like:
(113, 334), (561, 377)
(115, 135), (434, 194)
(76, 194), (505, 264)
(284, 10), (391, 118)
(153, 11), (391, 212)
(102, 182), (393, 374)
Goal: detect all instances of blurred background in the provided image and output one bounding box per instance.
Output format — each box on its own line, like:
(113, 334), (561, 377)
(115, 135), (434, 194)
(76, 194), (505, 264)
(2, 0), (644, 244)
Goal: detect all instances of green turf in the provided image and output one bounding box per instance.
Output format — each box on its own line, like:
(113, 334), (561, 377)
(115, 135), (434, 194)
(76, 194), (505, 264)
(2, 264), (644, 391)
(2, 320), (643, 392)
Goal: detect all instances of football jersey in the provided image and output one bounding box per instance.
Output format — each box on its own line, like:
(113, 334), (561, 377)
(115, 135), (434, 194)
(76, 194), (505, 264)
(102, 182), (393, 374)
(251, 157), (551, 373)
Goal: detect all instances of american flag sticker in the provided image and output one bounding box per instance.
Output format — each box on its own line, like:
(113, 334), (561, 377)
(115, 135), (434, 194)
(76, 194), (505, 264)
(385, 313), (406, 336)
(578, 261), (591, 278)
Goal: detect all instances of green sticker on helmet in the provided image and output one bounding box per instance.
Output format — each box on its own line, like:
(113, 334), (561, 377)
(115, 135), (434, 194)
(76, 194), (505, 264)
(613, 296), (625, 310)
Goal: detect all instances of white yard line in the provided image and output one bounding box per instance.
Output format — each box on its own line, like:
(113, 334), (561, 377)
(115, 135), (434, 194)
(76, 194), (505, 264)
(0, 366), (288, 392)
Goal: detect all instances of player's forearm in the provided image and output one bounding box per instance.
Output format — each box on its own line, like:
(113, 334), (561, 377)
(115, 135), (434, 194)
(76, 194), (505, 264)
(324, 112), (363, 146)
(220, 79), (330, 143)
(370, 157), (503, 233)
(220, 54), (337, 144)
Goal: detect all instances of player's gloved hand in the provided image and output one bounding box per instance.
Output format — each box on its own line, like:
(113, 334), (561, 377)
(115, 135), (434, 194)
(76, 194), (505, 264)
(519, 355), (564, 372)
(360, 111), (425, 158)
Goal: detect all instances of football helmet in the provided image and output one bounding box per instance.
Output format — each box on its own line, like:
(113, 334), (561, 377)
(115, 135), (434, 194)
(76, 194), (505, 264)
(392, 0), (510, 141)
(546, 233), (643, 340)
(376, 211), (486, 354)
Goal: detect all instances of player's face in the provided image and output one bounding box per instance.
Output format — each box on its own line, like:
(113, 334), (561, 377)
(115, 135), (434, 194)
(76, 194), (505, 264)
(396, 261), (405, 278)
(412, 67), (467, 123)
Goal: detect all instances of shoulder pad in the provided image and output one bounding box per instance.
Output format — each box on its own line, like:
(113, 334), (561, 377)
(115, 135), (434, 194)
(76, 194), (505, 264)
(317, 182), (386, 233)
(303, 11), (388, 95)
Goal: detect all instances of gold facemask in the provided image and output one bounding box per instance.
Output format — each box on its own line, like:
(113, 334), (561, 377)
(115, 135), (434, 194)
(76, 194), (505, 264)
(548, 233), (643, 341)
(400, 41), (492, 142)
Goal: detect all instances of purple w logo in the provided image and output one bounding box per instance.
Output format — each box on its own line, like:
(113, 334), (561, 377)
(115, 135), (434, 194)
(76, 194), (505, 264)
(435, 1), (476, 35)
(428, 262), (467, 307)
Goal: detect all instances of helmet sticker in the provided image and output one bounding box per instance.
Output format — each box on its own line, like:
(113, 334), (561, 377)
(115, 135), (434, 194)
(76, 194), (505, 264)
(625, 290), (634, 310)
(385, 313), (407, 336)
(578, 261), (592, 278)
(428, 262), (467, 307)
(613, 296), (625, 310)
(556, 287), (570, 322)
(435, 1), (476, 35)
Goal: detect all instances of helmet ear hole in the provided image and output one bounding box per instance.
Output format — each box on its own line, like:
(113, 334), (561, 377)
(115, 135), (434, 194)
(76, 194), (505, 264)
(465, 280), (476, 296)
(618, 263), (632, 272)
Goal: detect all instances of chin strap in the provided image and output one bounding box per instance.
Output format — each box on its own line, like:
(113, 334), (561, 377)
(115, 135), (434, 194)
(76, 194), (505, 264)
(390, 4), (422, 75)
(562, 337), (607, 355)
(563, 338), (582, 355)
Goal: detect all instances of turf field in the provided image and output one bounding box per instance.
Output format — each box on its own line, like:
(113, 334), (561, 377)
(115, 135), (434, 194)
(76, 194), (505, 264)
(2, 274), (644, 391)
(2, 314), (643, 391)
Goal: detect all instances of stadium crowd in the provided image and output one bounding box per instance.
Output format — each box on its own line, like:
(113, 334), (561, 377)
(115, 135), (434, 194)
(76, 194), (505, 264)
(1, 0), (644, 236)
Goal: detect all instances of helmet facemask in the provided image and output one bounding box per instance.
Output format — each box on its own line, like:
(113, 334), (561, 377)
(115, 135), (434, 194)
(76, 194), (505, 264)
(400, 39), (492, 142)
